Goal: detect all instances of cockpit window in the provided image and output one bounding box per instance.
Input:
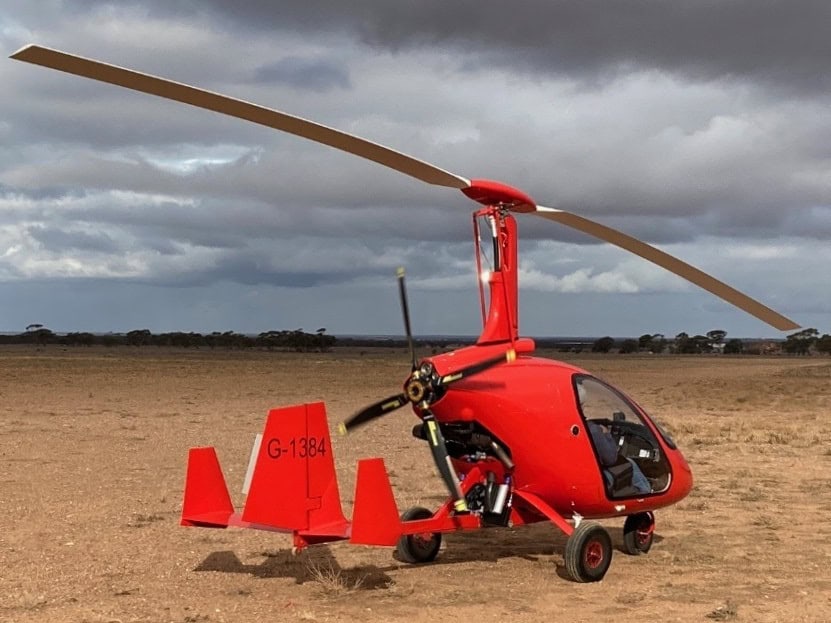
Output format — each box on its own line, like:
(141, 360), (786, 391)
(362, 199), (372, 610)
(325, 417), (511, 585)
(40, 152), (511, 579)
(575, 376), (641, 427)
(574, 375), (671, 498)
(652, 418), (677, 450)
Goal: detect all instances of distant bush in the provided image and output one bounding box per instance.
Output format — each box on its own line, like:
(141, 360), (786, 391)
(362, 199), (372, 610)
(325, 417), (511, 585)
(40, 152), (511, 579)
(618, 339), (638, 354)
(0, 327), (337, 352)
(592, 336), (615, 353)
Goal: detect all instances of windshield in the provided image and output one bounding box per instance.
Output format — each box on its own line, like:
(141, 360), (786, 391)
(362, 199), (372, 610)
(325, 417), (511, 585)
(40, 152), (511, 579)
(574, 375), (671, 497)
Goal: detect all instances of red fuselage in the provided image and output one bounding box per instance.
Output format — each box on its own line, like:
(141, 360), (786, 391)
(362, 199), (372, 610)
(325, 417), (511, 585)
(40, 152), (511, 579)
(412, 198), (692, 520)
(424, 344), (694, 519)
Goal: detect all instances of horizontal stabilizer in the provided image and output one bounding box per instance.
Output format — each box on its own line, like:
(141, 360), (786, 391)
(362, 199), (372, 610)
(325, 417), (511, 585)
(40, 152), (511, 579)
(181, 447), (234, 528)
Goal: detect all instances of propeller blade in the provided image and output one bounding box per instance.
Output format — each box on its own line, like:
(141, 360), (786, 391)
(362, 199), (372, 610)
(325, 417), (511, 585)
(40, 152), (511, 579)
(438, 349), (517, 388)
(10, 45), (470, 190)
(421, 411), (467, 511)
(338, 393), (408, 434)
(533, 206), (800, 331)
(396, 267), (417, 371)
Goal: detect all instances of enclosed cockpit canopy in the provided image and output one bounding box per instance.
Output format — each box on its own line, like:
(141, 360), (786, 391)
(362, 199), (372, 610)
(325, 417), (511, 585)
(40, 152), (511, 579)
(574, 375), (672, 499)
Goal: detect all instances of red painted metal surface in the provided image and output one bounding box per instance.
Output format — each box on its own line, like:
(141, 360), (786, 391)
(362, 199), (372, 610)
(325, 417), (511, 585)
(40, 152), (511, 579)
(461, 179), (537, 213)
(182, 373), (693, 544)
(513, 490), (574, 537)
(181, 195), (695, 556)
(180, 446), (234, 528)
(350, 458), (401, 546)
(241, 402), (346, 533)
(303, 402), (349, 532)
(427, 355), (694, 519)
(473, 207), (520, 344)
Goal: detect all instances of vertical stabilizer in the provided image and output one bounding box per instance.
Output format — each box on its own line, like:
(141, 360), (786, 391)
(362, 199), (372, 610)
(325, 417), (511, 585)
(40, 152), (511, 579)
(350, 458), (401, 546)
(242, 402), (347, 533)
(181, 447), (234, 528)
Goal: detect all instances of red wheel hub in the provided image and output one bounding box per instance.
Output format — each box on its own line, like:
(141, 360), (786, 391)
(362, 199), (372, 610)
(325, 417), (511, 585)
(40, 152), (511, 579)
(584, 539), (605, 569)
(636, 515), (655, 546)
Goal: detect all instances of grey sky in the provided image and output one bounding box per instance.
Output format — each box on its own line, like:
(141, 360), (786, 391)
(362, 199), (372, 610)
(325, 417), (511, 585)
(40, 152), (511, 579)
(0, 2), (828, 337)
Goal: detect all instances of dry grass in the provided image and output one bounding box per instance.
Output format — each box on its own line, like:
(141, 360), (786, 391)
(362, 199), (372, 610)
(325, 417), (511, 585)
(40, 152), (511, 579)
(305, 560), (366, 596)
(706, 600), (739, 620)
(2, 348), (830, 623)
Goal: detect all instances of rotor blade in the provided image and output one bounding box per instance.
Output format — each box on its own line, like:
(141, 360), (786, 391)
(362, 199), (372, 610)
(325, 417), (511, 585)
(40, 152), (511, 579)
(397, 267), (417, 371)
(10, 45), (470, 190)
(338, 393), (408, 434)
(438, 349), (517, 387)
(533, 206), (799, 331)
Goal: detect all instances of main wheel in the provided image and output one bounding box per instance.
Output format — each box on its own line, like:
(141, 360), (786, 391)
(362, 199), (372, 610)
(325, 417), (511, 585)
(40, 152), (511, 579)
(564, 521), (613, 582)
(396, 506), (442, 564)
(622, 512), (655, 555)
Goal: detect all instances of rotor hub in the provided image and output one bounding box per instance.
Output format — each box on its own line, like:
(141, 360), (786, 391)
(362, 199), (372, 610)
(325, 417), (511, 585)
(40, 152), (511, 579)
(461, 179), (537, 213)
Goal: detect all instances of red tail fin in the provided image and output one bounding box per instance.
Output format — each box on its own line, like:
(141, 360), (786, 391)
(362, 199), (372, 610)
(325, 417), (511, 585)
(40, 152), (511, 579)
(350, 458), (401, 546)
(241, 402), (347, 534)
(181, 447), (234, 528)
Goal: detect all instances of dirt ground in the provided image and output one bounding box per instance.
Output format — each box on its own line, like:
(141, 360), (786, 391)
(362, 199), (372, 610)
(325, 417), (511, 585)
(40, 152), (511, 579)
(1, 346), (829, 623)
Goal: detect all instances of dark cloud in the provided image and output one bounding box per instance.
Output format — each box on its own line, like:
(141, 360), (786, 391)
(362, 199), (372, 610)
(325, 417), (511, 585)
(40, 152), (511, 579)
(2, 2), (828, 335)
(152, 258), (343, 289)
(62, 1), (831, 92)
(253, 56), (350, 92)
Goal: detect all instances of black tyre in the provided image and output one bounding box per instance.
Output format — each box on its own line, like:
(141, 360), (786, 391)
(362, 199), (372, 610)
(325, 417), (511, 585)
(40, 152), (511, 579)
(564, 521), (613, 582)
(622, 512), (655, 555)
(396, 506), (441, 564)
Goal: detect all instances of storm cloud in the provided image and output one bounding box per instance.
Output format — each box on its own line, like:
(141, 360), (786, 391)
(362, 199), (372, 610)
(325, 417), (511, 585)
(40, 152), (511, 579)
(58, 1), (831, 90)
(0, 2), (828, 336)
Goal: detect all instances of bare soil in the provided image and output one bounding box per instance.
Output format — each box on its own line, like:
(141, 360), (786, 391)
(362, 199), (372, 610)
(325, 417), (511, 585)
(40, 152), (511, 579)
(1, 347), (830, 622)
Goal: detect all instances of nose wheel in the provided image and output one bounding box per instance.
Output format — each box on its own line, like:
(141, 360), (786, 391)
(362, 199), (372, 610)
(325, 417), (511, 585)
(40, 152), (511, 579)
(564, 521), (613, 582)
(622, 511), (655, 555)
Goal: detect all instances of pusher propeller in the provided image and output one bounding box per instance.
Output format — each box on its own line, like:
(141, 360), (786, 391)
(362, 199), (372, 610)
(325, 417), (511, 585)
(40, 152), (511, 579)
(338, 393), (408, 435)
(339, 268), (516, 434)
(339, 350), (515, 434)
(435, 349), (517, 389)
(397, 268), (417, 372)
(10, 44), (799, 331)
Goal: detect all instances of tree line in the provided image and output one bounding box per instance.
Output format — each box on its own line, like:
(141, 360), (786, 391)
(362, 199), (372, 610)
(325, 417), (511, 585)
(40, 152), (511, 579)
(3, 325), (336, 352)
(6, 324), (830, 356)
(591, 328), (831, 355)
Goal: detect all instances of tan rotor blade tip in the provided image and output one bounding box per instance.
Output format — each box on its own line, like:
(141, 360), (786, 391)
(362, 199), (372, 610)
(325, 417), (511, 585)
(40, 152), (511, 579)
(533, 206), (800, 332)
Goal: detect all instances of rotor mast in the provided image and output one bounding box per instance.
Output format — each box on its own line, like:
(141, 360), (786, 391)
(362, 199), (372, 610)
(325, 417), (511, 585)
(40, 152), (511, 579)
(462, 180), (536, 346)
(474, 207), (519, 344)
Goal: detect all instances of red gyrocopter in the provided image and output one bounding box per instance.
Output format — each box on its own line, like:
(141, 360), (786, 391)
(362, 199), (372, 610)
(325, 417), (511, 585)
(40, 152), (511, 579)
(12, 45), (800, 582)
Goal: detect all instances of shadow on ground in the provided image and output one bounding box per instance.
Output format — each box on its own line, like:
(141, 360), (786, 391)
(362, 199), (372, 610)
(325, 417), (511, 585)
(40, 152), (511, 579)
(195, 522), (665, 584)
